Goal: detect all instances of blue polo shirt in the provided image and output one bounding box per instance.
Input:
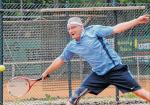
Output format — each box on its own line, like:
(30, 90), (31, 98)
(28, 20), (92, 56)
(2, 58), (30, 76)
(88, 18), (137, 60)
(59, 25), (122, 75)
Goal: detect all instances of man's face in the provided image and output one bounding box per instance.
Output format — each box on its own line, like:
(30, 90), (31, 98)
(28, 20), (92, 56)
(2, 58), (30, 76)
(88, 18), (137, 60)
(67, 24), (83, 41)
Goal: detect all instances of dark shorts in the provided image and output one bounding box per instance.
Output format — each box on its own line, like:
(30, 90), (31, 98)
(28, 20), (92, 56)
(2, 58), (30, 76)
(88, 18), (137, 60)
(81, 65), (141, 95)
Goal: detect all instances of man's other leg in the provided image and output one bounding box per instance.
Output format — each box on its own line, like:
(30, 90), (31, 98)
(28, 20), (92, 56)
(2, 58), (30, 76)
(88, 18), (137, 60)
(133, 88), (150, 103)
(67, 87), (89, 105)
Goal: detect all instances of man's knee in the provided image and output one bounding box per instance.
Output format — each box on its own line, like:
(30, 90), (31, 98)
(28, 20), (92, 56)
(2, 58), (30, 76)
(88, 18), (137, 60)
(68, 87), (88, 105)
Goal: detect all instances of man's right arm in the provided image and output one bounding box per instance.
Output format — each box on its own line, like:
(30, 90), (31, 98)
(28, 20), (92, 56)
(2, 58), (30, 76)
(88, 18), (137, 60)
(41, 57), (65, 79)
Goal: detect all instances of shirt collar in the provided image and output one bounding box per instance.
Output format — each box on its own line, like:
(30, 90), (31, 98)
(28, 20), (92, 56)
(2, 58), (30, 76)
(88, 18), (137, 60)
(74, 30), (85, 44)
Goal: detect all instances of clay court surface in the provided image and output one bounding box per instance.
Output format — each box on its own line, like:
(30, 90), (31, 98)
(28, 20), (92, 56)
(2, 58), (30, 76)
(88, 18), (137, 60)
(4, 79), (150, 102)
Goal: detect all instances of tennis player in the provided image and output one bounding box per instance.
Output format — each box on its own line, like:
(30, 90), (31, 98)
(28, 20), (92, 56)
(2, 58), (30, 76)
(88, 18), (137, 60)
(41, 15), (150, 104)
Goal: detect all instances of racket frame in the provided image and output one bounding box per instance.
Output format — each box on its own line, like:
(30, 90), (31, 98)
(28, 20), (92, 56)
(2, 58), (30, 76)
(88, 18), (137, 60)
(7, 76), (42, 97)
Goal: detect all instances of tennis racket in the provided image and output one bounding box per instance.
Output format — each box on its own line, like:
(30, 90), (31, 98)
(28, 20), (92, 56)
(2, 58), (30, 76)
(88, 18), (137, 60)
(7, 75), (49, 97)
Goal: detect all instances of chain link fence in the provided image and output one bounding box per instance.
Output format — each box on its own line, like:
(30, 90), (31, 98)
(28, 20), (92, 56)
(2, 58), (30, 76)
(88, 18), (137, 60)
(1, 2), (150, 105)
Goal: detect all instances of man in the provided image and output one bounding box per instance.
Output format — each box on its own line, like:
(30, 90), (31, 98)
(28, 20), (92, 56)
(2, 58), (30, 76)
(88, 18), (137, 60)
(41, 15), (150, 105)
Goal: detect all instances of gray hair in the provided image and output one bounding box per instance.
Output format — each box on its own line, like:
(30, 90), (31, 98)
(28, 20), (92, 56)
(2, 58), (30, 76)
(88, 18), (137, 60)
(67, 17), (83, 26)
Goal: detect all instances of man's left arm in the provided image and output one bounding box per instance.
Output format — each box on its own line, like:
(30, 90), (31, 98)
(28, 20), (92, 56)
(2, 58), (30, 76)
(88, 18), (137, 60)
(112, 15), (149, 34)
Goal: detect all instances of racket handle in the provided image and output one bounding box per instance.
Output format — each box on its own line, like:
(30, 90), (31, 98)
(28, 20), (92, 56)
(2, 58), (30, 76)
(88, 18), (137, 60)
(38, 75), (50, 81)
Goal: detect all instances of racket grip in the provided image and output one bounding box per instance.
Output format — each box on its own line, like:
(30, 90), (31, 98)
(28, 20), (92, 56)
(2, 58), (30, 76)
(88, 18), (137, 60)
(38, 75), (50, 81)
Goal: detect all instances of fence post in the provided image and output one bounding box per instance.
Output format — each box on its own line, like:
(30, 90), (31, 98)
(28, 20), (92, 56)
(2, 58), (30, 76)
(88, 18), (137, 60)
(136, 56), (140, 82)
(0, 0), (3, 104)
(12, 64), (15, 77)
(79, 58), (84, 80)
(112, 0), (120, 104)
(65, 1), (72, 98)
(67, 61), (72, 97)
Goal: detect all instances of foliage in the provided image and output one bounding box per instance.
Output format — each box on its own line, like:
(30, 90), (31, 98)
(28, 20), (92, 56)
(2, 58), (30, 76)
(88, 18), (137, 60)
(119, 0), (150, 3)
(121, 93), (137, 98)
(3, 0), (150, 3)
(4, 0), (53, 3)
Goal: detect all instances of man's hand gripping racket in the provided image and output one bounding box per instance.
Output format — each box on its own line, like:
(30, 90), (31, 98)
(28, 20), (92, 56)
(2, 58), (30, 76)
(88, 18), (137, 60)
(7, 75), (49, 97)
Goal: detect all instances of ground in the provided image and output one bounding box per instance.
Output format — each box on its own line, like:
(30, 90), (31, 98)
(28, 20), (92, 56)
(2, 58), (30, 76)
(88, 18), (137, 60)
(3, 79), (150, 105)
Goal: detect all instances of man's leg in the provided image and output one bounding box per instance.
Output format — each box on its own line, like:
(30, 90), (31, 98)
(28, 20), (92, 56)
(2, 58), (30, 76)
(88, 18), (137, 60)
(133, 88), (150, 103)
(108, 65), (150, 103)
(67, 72), (110, 105)
(67, 87), (89, 105)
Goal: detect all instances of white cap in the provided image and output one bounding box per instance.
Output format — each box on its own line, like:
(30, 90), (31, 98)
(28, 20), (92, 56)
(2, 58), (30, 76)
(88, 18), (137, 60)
(67, 17), (83, 26)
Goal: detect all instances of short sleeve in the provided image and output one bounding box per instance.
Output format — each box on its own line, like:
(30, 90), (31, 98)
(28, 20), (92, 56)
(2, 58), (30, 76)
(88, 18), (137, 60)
(93, 25), (114, 37)
(58, 45), (74, 62)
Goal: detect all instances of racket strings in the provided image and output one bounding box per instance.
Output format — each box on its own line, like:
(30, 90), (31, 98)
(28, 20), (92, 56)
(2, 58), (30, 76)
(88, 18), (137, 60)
(8, 78), (30, 97)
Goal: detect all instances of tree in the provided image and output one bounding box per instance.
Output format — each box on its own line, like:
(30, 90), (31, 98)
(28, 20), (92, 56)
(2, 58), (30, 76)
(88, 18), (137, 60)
(3, 0), (150, 3)
(119, 0), (150, 3)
